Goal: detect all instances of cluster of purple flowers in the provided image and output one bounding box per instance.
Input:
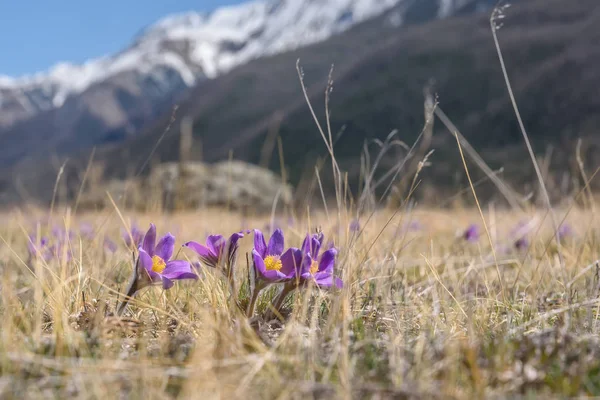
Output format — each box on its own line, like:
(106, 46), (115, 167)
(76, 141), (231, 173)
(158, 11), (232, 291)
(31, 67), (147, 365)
(460, 220), (574, 251)
(27, 222), (122, 263)
(184, 227), (343, 317)
(27, 226), (74, 262)
(118, 223), (343, 317)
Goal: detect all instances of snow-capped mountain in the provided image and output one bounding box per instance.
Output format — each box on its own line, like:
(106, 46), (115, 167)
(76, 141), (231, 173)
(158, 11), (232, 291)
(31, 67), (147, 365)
(0, 0), (491, 130)
(0, 0), (402, 128)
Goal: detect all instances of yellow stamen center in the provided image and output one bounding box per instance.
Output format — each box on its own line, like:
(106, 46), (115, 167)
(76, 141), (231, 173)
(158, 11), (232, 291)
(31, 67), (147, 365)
(264, 255), (282, 271)
(152, 255), (166, 273)
(309, 260), (319, 275)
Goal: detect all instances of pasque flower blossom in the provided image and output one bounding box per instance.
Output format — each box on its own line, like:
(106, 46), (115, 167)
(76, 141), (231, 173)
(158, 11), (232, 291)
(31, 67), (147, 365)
(185, 232), (245, 271)
(251, 228), (301, 283)
(28, 232), (72, 262)
(299, 232), (343, 289)
(138, 224), (198, 289)
(122, 224), (145, 249)
(463, 224), (480, 242)
(118, 224), (198, 315)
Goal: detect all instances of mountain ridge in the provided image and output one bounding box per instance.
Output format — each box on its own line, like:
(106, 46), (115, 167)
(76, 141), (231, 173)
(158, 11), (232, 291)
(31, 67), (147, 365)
(91, 0), (600, 205)
(0, 0), (407, 130)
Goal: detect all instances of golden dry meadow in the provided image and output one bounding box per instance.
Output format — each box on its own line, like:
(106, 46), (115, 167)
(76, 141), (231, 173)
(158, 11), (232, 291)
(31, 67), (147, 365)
(0, 203), (599, 399)
(0, 6), (598, 398)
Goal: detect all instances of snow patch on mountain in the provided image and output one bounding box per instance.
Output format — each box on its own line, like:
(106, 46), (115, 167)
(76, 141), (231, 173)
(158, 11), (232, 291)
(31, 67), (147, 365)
(0, 0), (493, 129)
(0, 0), (400, 116)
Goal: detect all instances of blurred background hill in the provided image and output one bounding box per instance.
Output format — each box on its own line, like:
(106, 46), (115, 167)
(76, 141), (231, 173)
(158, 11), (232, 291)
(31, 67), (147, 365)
(0, 0), (598, 208)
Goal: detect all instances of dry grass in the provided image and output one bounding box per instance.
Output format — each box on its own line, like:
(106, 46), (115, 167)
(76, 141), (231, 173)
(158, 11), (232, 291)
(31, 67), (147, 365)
(0, 203), (599, 399)
(0, 6), (597, 399)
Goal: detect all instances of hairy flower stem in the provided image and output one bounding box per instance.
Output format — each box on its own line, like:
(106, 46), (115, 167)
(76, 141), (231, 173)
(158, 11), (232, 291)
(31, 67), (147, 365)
(117, 274), (140, 316)
(246, 282), (267, 318)
(117, 255), (149, 316)
(226, 267), (236, 298)
(266, 282), (297, 320)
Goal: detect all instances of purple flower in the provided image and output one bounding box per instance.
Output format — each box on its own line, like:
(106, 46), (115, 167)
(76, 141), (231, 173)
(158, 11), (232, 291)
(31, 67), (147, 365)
(514, 237), (529, 251)
(396, 220), (424, 237)
(299, 233), (343, 288)
(185, 232), (245, 270)
(122, 224), (145, 249)
(251, 229), (301, 282)
(52, 226), (75, 242)
(508, 219), (537, 251)
(137, 224), (198, 289)
(558, 223), (573, 240)
(407, 220), (423, 231)
(463, 224), (480, 242)
(28, 235), (52, 261)
(349, 219), (361, 232)
(79, 222), (95, 240)
(104, 237), (117, 253)
(28, 233), (72, 262)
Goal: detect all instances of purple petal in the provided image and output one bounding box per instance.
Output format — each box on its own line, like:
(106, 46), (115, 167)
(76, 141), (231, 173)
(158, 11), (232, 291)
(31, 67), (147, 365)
(302, 234), (322, 259)
(515, 237), (529, 250)
(138, 249), (154, 274)
(206, 235), (226, 258)
(318, 248), (337, 274)
(313, 274), (343, 289)
(253, 229), (267, 258)
(184, 241), (216, 259)
(155, 233), (176, 261)
(122, 228), (132, 247)
(263, 269), (287, 281)
(28, 235), (49, 255)
(80, 223), (94, 240)
(228, 232), (245, 248)
(227, 232), (245, 265)
(267, 229), (284, 256)
(142, 224), (156, 256)
(104, 237), (117, 253)
(310, 236), (321, 258)
(301, 234), (312, 256)
(315, 232), (324, 246)
(314, 274), (334, 287)
(558, 224), (573, 239)
(138, 249), (161, 283)
(163, 260), (198, 280)
(148, 269), (161, 282)
(252, 249), (267, 276)
(124, 225), (145, 248)
(52, 226), (75, 241)
(280, 247), (303, 277)
(300, 253), (315, 279)
(161, 276), (174, 290)
(463, 224), (480, 242)
(192, 261), (202, 273)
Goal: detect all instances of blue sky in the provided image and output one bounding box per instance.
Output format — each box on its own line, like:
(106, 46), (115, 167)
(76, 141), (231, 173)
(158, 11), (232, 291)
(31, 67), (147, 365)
(0, 0), (246, 77)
